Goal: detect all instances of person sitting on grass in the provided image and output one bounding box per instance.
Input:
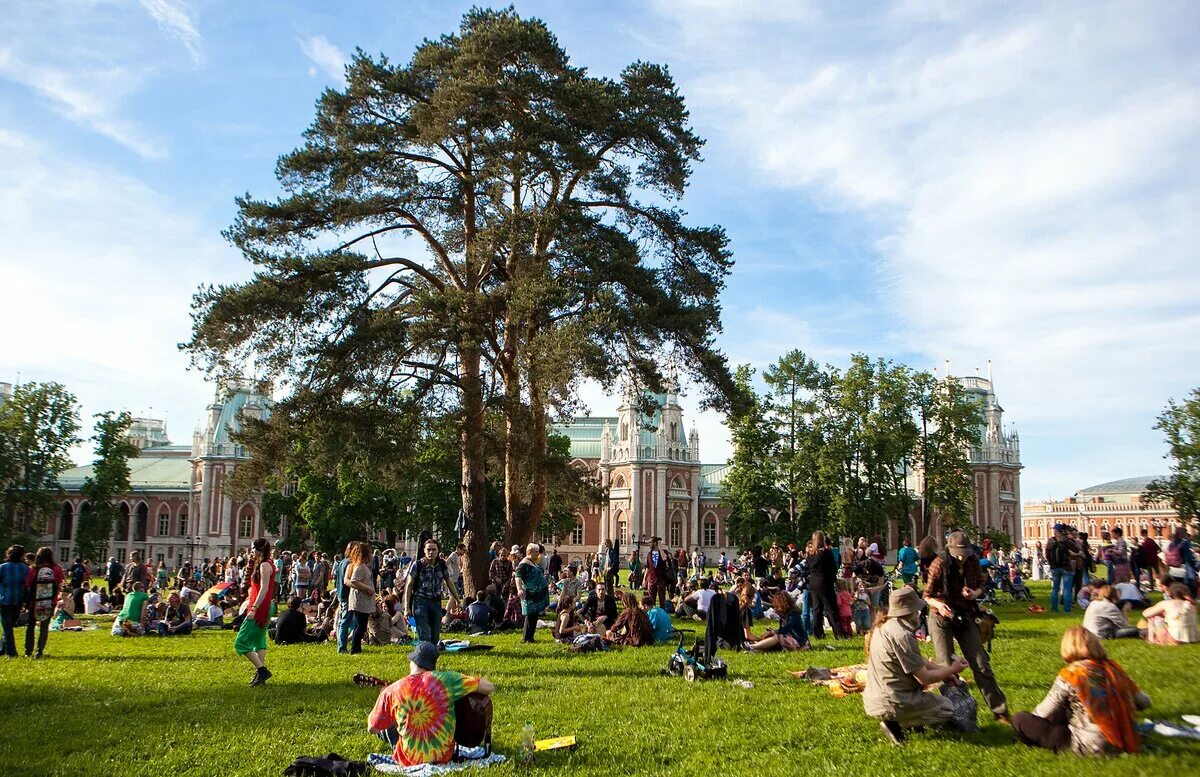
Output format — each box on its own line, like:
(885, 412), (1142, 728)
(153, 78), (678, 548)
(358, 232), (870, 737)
(1082, 585), (1140, 640)
(83, 585), (108, 615)
(112, 582), (149, 637)
(272, 596), (325, 644)
(465, 594), (495, 634)
(646, 595), (674, 644)
(156, 592), (193, 636)
(746, 591), (809, 652)
(194, 597), (225, 628)
(581, 581), (617, 634)
(368, 641), (495, 767)
(1013, 625), (1150, 754)
(1142, 583), (1199, 645)
(608, 591), (655, 647)
(863, 587), (969, 746)
(1114, 579), (1147, 612)
(553, 593), (585, 644)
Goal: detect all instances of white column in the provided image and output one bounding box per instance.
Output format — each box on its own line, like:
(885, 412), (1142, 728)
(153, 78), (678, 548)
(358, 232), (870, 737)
(656, 466), (667, 543)
(598, 466), (609, 545)
(690, 468), (700, 549)
(630, 467), (641, 542)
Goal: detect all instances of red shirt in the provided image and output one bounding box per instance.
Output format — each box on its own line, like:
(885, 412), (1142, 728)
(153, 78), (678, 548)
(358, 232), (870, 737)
(247, 560), (275, 627)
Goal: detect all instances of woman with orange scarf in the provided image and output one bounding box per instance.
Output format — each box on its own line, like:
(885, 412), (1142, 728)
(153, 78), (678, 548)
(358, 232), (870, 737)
(1013, 625), (1151, 755)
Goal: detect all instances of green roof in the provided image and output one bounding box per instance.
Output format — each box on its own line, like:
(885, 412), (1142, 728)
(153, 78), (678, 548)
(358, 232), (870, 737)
(554, 416), (618, 461)
(57, 456), (192, 492)
(213, 389), (270, 445)
(1076, 476), (1164, 497)
(699, 463), (729, 496)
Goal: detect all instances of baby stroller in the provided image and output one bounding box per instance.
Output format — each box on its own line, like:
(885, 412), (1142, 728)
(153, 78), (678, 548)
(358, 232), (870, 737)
(1003, 570), (1034, 601)
(665, 629), (728, 682)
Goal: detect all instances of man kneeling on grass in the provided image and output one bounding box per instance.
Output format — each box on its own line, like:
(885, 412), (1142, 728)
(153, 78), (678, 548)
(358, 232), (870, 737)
(368, 641), (495, 767)
(863, 587), (969, 745)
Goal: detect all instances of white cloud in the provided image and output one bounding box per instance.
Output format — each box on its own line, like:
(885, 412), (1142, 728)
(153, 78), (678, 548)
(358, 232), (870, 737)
(299, 35), (347, 85)
(139, 0), (203, 63)
(0, 130), (239, 462)
(653, 1), (1200, 498)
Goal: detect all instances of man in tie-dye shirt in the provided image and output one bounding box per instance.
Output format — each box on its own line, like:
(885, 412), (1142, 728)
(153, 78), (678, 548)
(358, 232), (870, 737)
(368, 641), (495, 766)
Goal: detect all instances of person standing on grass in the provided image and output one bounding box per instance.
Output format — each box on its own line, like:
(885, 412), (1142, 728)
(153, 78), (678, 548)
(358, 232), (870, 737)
(25, 547), (63, 658)
(806, 530), (844, 639)
(896, 537), (919, 586)
(514, 543), (549, 643)
(1045, 525), (1076, 613)
(235, 538), (276, 687)
(488, 545), (514, 598)
(0, 545), (29, 657)
(345, 541), (377, 654)
(924, 531), (1009, 722)
(404, 539), (460, 645)
(333, 543), (354, 653)
(644, 538), (668, 608)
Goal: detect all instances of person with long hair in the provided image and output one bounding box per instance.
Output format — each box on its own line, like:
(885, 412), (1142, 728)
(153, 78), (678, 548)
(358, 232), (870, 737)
(916, 536), (938, 587)
(1142, 583), (1198, 644)
(234, 537), (276, 686)
(25, 546), (63, 657)
(806, 531), (844, 639)
(747, 591), (808, 651)
(345, 541), (377, 654)
(1013, 625), (1150, 754)
(607, 591), (654, 647)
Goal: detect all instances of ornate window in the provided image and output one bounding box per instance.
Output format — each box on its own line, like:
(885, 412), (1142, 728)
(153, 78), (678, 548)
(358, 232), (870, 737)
(703, 521), (717, 547)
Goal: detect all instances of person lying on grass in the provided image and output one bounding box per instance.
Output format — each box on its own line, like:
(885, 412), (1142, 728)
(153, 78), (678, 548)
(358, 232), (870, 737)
(863, 586), (969, 746)
(1013, 625), (1150, 755)
(368, 641), (494, 767)
(745, 591), (808, 652)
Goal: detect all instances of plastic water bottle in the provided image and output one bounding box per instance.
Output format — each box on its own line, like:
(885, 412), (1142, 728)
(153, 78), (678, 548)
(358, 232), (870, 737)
(520, 721), (536, 765)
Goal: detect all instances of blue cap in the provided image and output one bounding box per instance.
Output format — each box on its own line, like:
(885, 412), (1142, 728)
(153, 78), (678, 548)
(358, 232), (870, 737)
(407, 641), (439, 670)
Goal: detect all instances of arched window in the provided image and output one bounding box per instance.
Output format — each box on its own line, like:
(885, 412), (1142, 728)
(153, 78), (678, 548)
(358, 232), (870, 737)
(158, 507), (170, 537)
(619, 521), (628, 545)
(178, 505), (189, 537)
(115, 503), (130, 541)
(670, 422), (678, 442)
(238, 506), (255, 540)
(619, 422), (628, 441)
(670, 521), (681, 547)
(57, 503), (73, 540)
(134, 503), (149, 542)
(571, 519), (584, 546)
(613, 474), (626, 489)
(703, 520), (717, 547)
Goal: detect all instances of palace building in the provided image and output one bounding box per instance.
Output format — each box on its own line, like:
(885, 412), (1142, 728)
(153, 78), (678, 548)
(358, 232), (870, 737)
(26, 365), (1022, 567)
(1021, 476), (1178, 546)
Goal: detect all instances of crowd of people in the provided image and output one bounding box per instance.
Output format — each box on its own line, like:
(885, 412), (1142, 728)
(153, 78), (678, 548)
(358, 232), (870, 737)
(5, 520), (1198, 766)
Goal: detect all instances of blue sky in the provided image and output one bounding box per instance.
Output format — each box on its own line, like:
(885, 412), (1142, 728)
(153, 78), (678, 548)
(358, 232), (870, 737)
(1, 0), (1198, 505)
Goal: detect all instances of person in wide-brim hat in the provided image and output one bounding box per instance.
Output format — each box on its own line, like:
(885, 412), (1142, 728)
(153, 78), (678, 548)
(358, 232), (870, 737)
(924, 530), (1009, 722)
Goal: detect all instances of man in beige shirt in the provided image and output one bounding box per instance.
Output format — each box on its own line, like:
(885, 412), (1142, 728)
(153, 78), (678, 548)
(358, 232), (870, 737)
(863, 587), (968, 745)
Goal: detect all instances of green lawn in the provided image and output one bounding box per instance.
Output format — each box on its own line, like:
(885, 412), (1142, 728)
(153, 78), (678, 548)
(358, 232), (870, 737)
(2, 582), (1199, 776)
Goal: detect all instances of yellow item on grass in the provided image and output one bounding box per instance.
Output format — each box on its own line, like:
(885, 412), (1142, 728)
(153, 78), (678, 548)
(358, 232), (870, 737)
(534, 735), (577, 751)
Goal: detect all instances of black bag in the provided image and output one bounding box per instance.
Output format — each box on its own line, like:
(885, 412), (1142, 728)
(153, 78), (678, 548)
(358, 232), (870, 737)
(940, 681), (979, 733)
(282, 753), (369, 777)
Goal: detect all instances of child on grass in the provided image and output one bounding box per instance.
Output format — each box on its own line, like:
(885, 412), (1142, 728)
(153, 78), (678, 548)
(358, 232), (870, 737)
(852, 579), (872, 635)
(836, 579), (853, 636)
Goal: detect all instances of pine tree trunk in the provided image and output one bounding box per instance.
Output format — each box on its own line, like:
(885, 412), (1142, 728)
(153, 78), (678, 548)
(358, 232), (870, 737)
(458, 344), (490, 596)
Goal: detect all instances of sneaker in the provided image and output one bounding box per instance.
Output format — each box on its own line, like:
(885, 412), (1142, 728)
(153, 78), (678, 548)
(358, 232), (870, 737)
(880, 720), (906, 746)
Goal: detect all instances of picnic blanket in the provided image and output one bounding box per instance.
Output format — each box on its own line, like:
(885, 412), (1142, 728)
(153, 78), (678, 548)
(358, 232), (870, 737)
(789, 665), (867, 696)
(367, 746), (506, 775)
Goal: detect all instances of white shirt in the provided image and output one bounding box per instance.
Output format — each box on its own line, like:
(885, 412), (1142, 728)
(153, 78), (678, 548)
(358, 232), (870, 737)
(691, 588), (717, 612)
(83, 591), (103, 614)
(207, 603), (224, 621)
(1115, 582), (1142, 602)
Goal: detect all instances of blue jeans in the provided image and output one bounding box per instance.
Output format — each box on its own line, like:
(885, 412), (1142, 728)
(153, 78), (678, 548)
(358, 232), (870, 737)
(413, 597), (442, 644)
(799, 590), (813, 635)
(0, 604), (19, 657)
(1050, 568), (1074, 612)
(336, 601), (354, 652)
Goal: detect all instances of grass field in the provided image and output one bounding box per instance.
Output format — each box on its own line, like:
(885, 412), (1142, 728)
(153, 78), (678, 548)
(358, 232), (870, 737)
(1, 581), (1199, 776)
